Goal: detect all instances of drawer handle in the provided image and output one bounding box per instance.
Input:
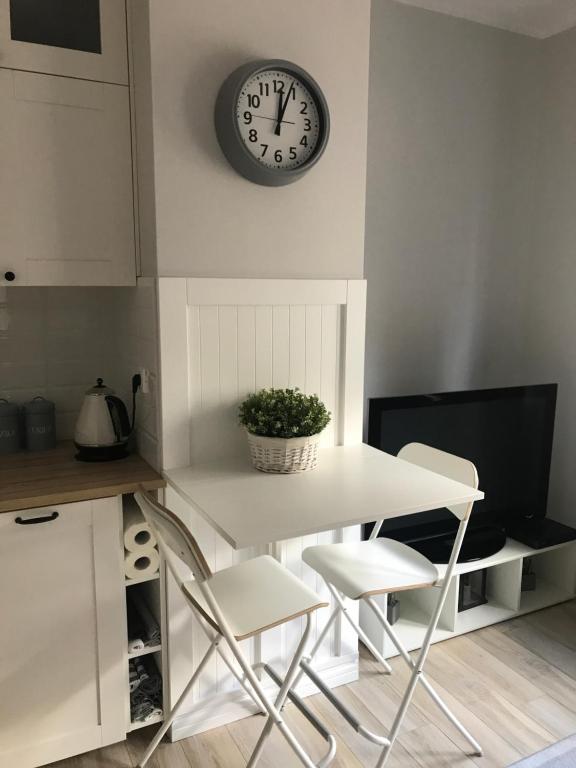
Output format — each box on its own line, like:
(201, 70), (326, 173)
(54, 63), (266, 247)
(15, 511), (59, 525)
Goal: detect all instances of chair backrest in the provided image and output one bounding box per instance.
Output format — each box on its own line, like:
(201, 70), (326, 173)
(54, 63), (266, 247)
(134, 490), (212, 583)
(397, 442), (479, 521)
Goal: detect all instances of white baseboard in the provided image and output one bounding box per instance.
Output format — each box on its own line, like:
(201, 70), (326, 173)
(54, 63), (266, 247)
(170, 654), (359, 741)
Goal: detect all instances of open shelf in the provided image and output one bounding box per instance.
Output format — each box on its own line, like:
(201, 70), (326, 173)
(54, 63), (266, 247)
(128, 644), (162, 659)
(455, 601), (515, 634)
(125, 573), (160, 587)
(128, 713), (163, 732)
(123, 494), (166, 737)
(519, 581), (574, 614)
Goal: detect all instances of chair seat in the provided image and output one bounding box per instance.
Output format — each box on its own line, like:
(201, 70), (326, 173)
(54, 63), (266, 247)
(183, 555), (328, 640)
(302, 538), (439, 600)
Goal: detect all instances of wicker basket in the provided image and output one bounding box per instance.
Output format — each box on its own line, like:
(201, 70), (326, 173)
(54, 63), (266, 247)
(246, 431), (321, 473)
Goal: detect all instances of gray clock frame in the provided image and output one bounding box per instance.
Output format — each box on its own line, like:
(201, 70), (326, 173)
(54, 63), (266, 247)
(214, 59), (330, 187)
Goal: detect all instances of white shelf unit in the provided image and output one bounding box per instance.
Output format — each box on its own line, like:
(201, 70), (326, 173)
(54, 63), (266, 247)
(360, 538), (576, 658)
(122, 496), (167, 733)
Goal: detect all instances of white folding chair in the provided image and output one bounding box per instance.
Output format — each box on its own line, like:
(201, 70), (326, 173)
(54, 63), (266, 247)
(133, 490), (337, 768)
(300, 443), (483, 768)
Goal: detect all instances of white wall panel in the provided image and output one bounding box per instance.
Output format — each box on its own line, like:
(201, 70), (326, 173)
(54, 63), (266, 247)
(159, 278), (366, 738)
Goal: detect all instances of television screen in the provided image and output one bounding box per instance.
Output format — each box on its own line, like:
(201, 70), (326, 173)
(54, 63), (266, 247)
(367, 385), (557, 538)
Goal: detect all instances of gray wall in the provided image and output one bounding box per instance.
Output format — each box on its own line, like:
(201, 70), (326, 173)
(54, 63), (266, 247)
(524, 26), (576, 524)
(365, 0), (576, 524)
(365, 0), (543, 402)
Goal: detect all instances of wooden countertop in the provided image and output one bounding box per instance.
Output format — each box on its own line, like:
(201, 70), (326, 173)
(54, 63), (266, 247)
(0, 442), (165, 513)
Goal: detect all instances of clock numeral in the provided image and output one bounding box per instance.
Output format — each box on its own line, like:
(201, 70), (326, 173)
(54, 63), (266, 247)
(258, 82), (270, 96)
(247, 94), (260, 108)
(243, 111), (252, 125)
(273, 80), (284, 94)
(300, 135), (308, 147)
(300, 101), (308, 114)
(249, 129), (258, 142)
(260, 144), (268, 157)
(304, 118), (312, 132)
(289, 147), (297, 160)
(274, 149), (283, 163)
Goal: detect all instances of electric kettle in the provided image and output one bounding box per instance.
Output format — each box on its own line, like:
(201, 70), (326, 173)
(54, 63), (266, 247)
(74, 378), (131, 461)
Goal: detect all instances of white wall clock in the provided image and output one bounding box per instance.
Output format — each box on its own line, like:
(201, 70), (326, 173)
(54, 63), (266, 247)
(215, 59), (330, 187)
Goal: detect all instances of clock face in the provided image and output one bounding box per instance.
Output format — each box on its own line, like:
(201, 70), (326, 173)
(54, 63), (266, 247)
(235, 69), (322, 171)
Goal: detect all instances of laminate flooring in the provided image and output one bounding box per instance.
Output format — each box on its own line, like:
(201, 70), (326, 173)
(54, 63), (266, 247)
(53, 601), (576, 768)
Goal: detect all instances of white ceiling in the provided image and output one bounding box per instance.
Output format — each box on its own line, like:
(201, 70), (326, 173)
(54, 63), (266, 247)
(394, 0), (576, 38)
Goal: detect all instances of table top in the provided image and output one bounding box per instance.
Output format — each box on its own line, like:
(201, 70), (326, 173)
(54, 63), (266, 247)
(165, 444), (484, 550)
(0, 442), (165, 513)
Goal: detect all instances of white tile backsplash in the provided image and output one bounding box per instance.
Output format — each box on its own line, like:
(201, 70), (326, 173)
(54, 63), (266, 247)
(0, 282), (160, 468)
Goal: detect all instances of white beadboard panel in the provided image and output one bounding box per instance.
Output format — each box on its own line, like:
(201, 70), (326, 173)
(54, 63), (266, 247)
(341, 280), (367, 446)
(159, 277), (366, 467)
(186, 279), (348, 307)
(184, 301), (341, 464)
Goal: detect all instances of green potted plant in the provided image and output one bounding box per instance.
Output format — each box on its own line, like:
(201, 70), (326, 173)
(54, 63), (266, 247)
(239, 388), (331, 473)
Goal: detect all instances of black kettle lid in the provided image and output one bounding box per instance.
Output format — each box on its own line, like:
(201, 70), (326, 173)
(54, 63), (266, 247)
(86, 378), (114, 395)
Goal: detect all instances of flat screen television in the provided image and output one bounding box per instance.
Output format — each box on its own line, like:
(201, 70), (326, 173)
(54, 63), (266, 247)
(367, 384), (563, 562)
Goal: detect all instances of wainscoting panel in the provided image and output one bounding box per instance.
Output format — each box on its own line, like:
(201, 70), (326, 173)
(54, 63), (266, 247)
(158, 278), (366, 739)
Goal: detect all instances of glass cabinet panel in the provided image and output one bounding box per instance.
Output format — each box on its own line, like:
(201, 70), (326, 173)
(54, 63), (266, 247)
(10, 0), (102, 53)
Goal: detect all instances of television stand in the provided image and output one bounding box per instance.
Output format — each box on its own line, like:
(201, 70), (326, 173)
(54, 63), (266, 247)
(506, 518), (576, 549)
(359, 537), (576, 661)
(403, 525), (506, 564)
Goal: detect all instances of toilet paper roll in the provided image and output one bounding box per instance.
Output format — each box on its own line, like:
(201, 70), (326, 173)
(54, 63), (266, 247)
(124, 548), (160, 581)
(124, 502), (157, 552)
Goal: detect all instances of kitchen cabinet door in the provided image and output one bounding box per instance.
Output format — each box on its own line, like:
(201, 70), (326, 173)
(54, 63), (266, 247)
(0, 69), (136, 286)
(0, 499), (126, 768)
(0, 0), (128, 84)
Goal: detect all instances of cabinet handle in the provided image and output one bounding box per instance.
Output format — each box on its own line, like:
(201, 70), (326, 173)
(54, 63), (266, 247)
(4, 271), (15, 282)
(15, 511), (59, 525)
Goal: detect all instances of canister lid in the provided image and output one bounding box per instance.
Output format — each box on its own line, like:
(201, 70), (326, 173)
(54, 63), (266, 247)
(0, 398), (18, 415)
(23, 396), (55, 414)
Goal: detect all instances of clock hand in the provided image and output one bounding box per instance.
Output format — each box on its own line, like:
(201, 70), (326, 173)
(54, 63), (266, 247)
(274, 92), (283, 136)
(276, 82), (295, 135)
(253, 115), (295, 125)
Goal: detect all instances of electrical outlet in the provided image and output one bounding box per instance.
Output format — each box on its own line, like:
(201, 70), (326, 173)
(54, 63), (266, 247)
(140, 368), (150, 394)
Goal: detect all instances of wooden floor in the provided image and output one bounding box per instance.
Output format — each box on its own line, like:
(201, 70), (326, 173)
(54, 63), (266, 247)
(54, 600), (576, 768)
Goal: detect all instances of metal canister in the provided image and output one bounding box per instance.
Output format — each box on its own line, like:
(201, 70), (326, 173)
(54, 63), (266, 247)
(23, 397), (56, 451)
(0, 399), (20, 454)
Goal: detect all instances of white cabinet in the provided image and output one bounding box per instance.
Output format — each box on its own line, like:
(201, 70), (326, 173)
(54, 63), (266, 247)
(0, 499), (126, 768)
(0, 0), (128, 84)
(0, 69), (136, 286)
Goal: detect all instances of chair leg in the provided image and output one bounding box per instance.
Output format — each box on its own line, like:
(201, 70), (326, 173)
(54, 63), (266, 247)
(325, 583), (392, 674)
(221, 620), (320, 768)
(365, 595), (482, 756)
(247, 614), (314, 768)
(138, 637), (220, 768)
(290, 605), (340, 691)
(198, 619), (267, 715)
(375, 518), (476, 768)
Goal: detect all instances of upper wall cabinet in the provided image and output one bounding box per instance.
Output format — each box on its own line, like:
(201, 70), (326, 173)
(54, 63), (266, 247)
(0, 69), (136, 286)
(0, 0), (128, 84)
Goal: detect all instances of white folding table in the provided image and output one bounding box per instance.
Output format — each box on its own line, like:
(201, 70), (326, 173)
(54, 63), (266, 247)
(164, 443), (484, 550)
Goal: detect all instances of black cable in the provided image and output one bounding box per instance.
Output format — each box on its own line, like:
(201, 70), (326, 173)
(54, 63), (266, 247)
(131, 374), (142, 432)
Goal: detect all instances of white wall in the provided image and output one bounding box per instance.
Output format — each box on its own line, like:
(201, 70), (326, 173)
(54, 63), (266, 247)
(131, 0), (370, 280)
(365, 0), (544, 406)
(523, 26), (576, 524)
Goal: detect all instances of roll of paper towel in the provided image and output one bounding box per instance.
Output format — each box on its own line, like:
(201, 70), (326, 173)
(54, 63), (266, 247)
(124, 548), (160, 581)
(124, 501), (157, 552)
